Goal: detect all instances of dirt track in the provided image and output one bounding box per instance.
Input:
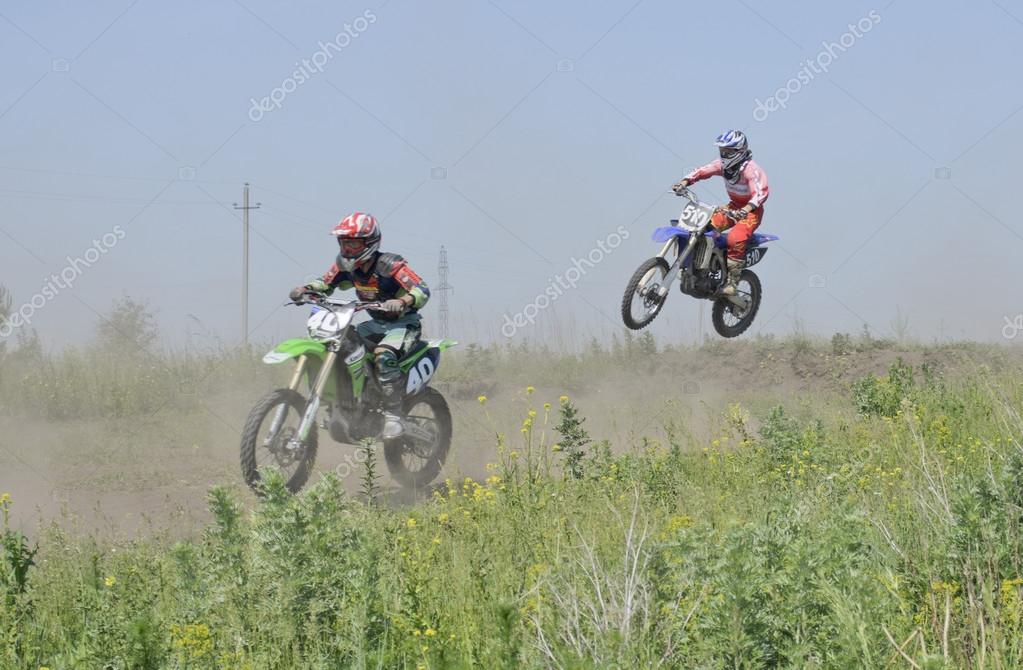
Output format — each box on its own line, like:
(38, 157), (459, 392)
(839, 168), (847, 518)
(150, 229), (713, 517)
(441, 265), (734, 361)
(2, 342), (1014, 537)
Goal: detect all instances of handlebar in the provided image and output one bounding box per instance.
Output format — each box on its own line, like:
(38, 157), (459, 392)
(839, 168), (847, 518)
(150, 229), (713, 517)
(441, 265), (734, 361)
(672, 185), (700, 204)
(673, 186), (745, 222)
(287, 294), (381, 311)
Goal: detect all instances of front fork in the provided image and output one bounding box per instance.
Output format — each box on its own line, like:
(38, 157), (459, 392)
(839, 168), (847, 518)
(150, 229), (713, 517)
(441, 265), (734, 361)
(651, 235), (698, 300)
(265, 354), (312, 446)
(265, 353), (325, 448)
(297, 350), (337, 441)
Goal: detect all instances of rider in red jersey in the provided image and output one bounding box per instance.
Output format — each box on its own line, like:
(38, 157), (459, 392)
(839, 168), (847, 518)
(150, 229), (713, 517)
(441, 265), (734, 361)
(289, 212), (430, 439)
(674, 130), (769, 296)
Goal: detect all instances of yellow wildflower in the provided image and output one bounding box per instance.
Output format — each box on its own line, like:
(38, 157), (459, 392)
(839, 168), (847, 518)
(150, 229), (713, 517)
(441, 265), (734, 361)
(559, 395), (569, 403)
(437, 512), (449, 523)
(666, 514), (694, 531)
(406, 518), (417, 529)
(170, 623), (213, 661)
(477, 395), (487, 404)
(104, 576), (116, 588)
(425, 628), (437, 637)
(526, 386), (536, 394)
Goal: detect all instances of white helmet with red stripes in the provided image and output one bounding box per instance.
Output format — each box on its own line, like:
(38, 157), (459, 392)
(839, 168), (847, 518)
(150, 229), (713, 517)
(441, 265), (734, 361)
(332, 212), (381, 270)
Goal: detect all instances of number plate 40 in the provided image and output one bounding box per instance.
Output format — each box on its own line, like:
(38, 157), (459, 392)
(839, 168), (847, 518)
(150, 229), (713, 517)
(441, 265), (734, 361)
(406, 356), (436, 395)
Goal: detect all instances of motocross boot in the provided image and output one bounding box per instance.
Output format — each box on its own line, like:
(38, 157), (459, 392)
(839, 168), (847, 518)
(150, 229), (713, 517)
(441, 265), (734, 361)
(720, 258), (745, 297)
(379, 380), (406, 440)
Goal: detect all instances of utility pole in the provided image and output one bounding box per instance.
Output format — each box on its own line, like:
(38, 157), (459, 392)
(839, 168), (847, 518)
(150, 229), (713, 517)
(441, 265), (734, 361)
(233, 183), (260, 346)
(436, 246), (453, 338)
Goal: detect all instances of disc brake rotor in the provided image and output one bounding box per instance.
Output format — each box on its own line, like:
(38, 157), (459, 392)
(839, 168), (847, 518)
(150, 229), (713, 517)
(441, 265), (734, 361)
(641, 283), (663, 309)
(267, 427), (303, 467)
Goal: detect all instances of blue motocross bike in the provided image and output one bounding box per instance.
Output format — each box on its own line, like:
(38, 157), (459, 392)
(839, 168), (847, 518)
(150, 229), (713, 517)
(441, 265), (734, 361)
(621, 186), (778, 338)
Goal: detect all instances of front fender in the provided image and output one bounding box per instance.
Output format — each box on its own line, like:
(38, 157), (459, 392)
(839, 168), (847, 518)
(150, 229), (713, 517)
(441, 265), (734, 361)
(262, 338), (327, 364)
(652, 226), (691, 243)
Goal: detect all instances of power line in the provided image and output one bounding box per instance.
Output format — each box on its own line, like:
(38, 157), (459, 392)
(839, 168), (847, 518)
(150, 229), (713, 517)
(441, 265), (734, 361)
(0, 186), (219, 205)
(0, 164), (240, 184)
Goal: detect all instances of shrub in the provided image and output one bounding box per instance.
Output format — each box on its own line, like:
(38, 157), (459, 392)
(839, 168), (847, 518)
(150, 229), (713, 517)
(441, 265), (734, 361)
(852, 357), (915, 417)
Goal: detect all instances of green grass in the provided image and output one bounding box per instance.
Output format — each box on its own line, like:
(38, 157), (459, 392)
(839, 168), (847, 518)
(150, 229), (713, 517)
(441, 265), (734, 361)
(3, 349), (1023, 668)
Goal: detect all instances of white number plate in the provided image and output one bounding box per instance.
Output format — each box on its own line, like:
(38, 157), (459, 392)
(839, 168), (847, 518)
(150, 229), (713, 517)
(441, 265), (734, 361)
(678, 199), (715, 229)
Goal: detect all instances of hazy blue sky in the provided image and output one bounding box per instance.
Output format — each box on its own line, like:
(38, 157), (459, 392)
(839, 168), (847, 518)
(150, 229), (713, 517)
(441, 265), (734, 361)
(2, 0), (1021, 350)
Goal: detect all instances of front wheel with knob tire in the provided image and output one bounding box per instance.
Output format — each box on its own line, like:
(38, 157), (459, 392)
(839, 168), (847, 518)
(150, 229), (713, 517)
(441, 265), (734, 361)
(711, 269), (762, 338)
(240, 388), (319, 494)
(621, 257), (671, 330)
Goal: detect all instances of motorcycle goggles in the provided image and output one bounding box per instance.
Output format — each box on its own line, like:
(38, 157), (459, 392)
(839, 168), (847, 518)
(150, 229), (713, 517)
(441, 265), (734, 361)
(338, 237), (368, 256)
(719, 146), (741, 159)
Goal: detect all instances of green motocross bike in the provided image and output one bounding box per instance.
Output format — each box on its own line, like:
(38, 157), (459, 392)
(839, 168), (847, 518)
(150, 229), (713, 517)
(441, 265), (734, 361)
(240, 294), (456, 494)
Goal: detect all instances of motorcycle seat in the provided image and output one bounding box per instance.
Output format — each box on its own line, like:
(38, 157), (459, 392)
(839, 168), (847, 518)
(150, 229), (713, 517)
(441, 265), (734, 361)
(714, 229), (780, 247)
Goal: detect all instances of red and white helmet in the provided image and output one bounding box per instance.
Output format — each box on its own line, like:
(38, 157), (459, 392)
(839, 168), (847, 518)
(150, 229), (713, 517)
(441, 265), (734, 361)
(332, 212), (380, 270)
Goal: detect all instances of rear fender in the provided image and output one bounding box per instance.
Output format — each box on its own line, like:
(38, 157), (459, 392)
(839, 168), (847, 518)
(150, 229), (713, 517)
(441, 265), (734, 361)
(745, 233), (778, 267)
(399, 338), (457, 372)
(745, 246), (769, 267)
(402, 339), (457, 396)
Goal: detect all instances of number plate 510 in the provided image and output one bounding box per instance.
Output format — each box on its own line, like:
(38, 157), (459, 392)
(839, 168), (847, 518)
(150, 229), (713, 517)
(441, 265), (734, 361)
(679, 200), (714, 228)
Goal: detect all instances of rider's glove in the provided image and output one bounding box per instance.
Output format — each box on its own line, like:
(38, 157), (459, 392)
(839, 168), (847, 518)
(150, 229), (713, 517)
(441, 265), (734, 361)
(672, 178), (691, 194)
(721, 207), (750, 221)
(380, 298), (407, 314)
(289, 286), (309, 302)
